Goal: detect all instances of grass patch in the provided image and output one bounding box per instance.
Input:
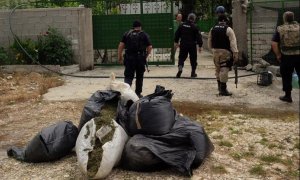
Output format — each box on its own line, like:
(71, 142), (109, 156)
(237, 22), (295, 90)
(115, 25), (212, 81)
(219, 140), (233, 147)
(259, 137), (269, 146)
(259, 155), (282, 164)
(212, 135), (224, 139)
(268, 143), (277, 149)
(249, 164), (266, 176)
(228, 127), (241, 134)
(211, 165), (227, 174)
(230, 151), (255, 161)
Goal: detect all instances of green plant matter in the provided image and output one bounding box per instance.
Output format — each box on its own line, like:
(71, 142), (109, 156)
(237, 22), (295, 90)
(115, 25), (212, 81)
(87, 101), (118, 178)
(259, 155), (282, 164)
(0, 47), (9, 65)
(219, 140), (233, 147)
(11, 37), (38, 64)
(211, 165), (227, 174)
(37, 27), (73, 65)
(249, 164), (266, 176)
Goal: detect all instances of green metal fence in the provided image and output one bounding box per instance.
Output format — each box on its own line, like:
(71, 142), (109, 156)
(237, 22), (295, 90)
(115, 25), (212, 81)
(93, 0), (175, 66)
(248, 0), (299, 64)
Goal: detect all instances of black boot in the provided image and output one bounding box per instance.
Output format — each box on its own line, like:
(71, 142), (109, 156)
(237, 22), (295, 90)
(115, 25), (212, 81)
(191, 69), (197, 78)
(219, 82), (232, 96)
(217, 80), (221, 92)
(176, 65), (183, 78)
(279, 91), (292, 103)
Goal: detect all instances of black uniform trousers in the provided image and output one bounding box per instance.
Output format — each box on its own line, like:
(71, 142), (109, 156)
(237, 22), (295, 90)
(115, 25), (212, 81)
(124, 54), (146, 95)
(178, 44), (197, 70)
(280, 54), (300, 92)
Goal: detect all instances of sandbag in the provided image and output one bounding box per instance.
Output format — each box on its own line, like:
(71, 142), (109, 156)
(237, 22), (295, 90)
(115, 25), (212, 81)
(7, 120), (78, 163)
(76, 118), (128, 179)
(120, 114), (214, 176)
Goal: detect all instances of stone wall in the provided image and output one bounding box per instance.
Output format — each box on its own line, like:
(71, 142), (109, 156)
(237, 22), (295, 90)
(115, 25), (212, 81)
(0, 7), (93, 71)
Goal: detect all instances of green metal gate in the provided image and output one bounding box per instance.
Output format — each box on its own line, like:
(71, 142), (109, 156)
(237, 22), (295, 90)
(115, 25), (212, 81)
(93, 0), (175, 65)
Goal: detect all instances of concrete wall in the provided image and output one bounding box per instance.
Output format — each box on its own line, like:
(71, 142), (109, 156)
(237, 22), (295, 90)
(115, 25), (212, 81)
(0, 7), (93, 71)
(247, 5), (278, 64)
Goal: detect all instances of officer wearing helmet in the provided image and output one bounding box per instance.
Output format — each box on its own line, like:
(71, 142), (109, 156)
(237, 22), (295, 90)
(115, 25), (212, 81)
(271, 11), (300, 103)
(118, 20), (152, 98)
(208, 14), (238, 96)
(215, 5), (232, 27)
(174, 13), (203, 78)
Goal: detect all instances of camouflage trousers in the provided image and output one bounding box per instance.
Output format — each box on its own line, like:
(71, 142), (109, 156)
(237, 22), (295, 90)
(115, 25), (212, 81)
(213, 49), (231, 83)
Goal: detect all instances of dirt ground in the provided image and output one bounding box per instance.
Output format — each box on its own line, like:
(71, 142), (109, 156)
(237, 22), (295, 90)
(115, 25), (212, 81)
(0, 51), (299, 179)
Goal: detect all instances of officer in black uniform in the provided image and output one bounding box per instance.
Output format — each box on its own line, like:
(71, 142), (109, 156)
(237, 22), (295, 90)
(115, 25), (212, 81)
(174, 13), (203, 78)
(118, 20), (152, 98)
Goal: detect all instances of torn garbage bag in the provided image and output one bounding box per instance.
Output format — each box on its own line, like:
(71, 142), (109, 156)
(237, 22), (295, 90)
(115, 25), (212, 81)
(7, 120), (78, 162)
(76, 118), (128, 179)
(121, 114), (214, 176)
(78, 90), (120, 131)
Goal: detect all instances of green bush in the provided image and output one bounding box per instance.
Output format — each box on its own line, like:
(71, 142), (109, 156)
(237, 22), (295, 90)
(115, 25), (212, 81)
(0, 47), (9, 65)
(37, 27), (73, 65)
(11, 37), (38, 65)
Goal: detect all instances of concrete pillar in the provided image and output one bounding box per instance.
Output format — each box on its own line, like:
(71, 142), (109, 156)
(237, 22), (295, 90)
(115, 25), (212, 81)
(78, 8), (94, 71)
(232, 0), (248, 65)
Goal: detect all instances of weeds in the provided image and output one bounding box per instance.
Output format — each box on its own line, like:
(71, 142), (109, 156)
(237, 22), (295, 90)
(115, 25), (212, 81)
(219, 140), (233, 147)
(249, 164), (266, 176)
(211, 165), (227, 174)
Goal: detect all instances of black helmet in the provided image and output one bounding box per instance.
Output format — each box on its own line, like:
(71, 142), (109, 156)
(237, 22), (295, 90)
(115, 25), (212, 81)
(215, 6), (225, 14)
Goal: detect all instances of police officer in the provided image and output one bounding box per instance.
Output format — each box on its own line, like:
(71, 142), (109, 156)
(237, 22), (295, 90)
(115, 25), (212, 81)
(118, 20), (152, 98)
(271, 11), (300, 103)
(215, 6), (232, 27)
(208, 14), (238, 96)
(174, 13), (203, 78)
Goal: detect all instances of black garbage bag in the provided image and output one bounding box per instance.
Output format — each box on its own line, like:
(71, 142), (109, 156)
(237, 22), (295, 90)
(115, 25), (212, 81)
(120, 114), (214, 176)
(121, 135), (168, 172)
(117, 85), (175, 136)
(78, 90), (120, 131)
(7, 120), (78, 163)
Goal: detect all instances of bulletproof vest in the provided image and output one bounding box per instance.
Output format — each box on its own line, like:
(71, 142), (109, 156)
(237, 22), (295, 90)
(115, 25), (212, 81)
(211, 24), (230, 51)
(179, 22), (197, 45)
(125, 30), (146, 54)
(277, 21), (300, 55)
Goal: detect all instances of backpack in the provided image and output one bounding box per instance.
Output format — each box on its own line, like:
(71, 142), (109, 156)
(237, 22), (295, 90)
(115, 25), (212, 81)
(126, 30), (144, 53)
(277, 22), (300, 55)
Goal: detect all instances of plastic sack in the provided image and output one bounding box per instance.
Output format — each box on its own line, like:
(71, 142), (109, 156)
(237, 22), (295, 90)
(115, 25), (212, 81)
(78, 90), (119, 131)
(109, 72), (139, 103)
(120, 114), (214, 176)
(76, 119), (128, 179)
(117, 85), (175, 136)
(7, 120), (78, 163)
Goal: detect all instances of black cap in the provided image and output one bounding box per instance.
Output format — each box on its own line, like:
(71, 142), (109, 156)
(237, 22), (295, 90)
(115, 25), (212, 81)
(132, 20), (142, 28)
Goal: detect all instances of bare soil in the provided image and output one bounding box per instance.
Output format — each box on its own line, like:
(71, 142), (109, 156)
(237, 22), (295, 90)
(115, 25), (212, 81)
(0, 71), (299, 180)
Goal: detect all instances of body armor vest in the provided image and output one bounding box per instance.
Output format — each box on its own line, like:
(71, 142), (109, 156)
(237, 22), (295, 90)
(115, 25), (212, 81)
(277, 21), (300, 55)
(211, 24), (231, 51)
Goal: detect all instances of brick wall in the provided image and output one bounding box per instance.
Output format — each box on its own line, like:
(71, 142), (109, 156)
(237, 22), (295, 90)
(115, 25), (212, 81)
(0, 7), (93, 71)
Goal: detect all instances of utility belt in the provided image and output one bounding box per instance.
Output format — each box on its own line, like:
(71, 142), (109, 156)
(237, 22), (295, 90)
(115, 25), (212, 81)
(125, 50), (147, 57)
